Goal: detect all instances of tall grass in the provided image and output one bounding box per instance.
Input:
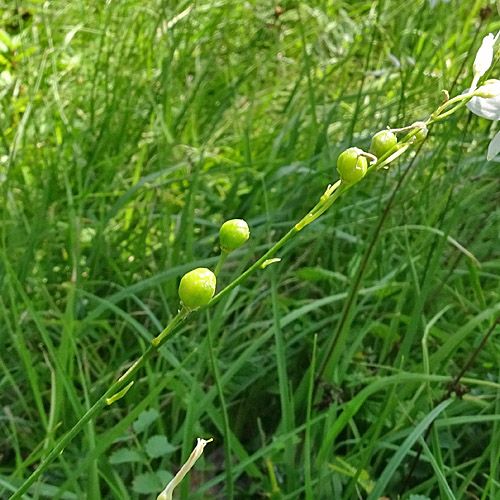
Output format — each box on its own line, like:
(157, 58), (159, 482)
(1, 0), (500, 499)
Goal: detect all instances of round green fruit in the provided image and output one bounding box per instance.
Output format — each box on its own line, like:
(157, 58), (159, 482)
(336, 148), (368, 185)
(219, 219), (250, 252)
(370, 130), (397, 158)
(178, 268), (216, 309)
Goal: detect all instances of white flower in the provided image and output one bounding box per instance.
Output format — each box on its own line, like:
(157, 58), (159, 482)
(467, 92), (500, 120)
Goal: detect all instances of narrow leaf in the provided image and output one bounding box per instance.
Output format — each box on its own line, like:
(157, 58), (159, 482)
(367, 400), (453, 500)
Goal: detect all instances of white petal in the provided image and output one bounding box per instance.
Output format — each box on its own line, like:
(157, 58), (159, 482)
(487, 130), (500, 160)
(473, 34), (495, 80)
(466, 94), (500, 120)
(428, 0), (438, 6)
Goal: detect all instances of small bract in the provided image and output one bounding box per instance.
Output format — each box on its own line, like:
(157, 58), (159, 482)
(370, 130), (397, 158)
(220, 219), (250, 252)
(178, 268), (216, 309)
(336, 148), (368, 185)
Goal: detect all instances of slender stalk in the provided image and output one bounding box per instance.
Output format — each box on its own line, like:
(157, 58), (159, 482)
(206, 226), (299, 308)
(9, 344), (155, 500)
(206, 311), (234, 500)
(151, 307), (189, 347)
(214, 250), (229, 277)
(304, 335), (317, 500)
(10, 307), (186, 500)
(271, 270), (295, 490)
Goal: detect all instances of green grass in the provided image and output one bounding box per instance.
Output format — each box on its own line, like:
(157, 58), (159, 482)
(1, 0), (500, 499)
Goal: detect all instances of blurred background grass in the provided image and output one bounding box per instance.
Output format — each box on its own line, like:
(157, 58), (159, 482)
(1, 0), (500, 499)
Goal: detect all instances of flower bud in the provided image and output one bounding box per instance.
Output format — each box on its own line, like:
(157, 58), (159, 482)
(178, 268), (216, 309)
(336, 147), (368, 184)
(219, 219), (250, 252)
(370, 130), (398, 158)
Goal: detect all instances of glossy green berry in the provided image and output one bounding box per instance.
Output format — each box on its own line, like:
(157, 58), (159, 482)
(219, 219), (250, 252)
(178, 268), (216, 309)
(370, 130), (397, 158)
(336, 148), (368, 185)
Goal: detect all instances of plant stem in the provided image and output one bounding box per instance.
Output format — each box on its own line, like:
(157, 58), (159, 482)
(9, 344), (155, 500)
(214, 250), (229, 277)
(151, 307), (189, 347)
(206, 311), (234, 500)
(206, 226), (299, 307)
(10, 306), (188, 500)
(304, 335), (317, 500)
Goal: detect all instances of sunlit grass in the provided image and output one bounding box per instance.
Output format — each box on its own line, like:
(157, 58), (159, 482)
(1, 0), (500, 499)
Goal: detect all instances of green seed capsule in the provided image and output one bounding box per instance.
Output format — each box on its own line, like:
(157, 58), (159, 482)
(178, 268), (216, 309)
(336, 148), (368, 185)
(413, 124), (428, 144)
(370, 130), (397, 158)
(219, 219), (250, 252)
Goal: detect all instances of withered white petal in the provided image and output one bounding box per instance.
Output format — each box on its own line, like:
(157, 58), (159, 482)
(156, 438), (212, 500)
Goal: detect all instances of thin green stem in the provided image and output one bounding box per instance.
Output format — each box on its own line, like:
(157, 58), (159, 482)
(304, 335), (317, 500)
(10, 307), (189, 500)
(207, 226), (298, 308)
(206, 311), (234, 500)
(271, 270), (295, 491)
(428, 88), (487, 125)
(214, 250), (229, 277)
(9, 343), (155, 500)
(431, 91), (471, 119)
(151, 307), (189, 347)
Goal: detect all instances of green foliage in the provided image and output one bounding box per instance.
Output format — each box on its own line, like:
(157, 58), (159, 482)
(133, 472), (173, 495)
(132, 409), (160, 434)
(1, 1), (500, 500)
(145, 436), (176, 459)
(109, 449), (144, 465)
